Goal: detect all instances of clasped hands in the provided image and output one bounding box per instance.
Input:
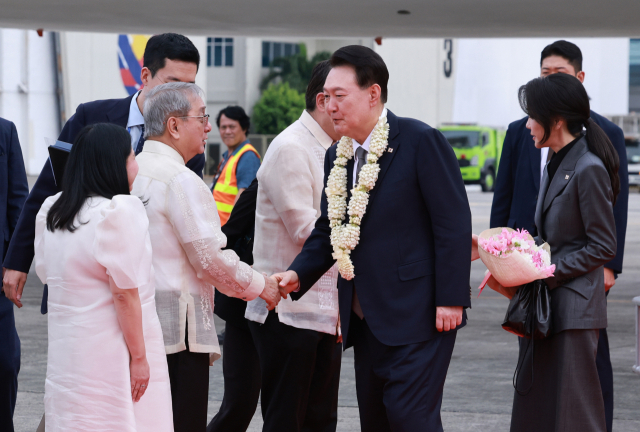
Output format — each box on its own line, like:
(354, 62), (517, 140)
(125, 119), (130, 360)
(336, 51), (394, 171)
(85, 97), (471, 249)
(263, 270), (463, 332)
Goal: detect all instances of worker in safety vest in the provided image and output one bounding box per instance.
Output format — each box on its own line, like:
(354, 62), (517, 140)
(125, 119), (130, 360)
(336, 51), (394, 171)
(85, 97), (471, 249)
(212, 106), (261, 225)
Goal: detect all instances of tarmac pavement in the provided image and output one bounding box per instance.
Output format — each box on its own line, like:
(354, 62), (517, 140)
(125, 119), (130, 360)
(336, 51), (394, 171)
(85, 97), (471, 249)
(11, 187), (640, 431)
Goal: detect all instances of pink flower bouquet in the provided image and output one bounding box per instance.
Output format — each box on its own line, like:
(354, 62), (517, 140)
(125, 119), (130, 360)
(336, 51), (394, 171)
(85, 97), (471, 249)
(478, 228), (555, 292)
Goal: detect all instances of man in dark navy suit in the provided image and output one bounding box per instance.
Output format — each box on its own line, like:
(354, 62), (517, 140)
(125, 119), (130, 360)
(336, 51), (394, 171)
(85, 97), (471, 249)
(276, 46), (472, 432)
(491, 40), (628, 432)
(2, 33), (205, 314)
(0, 117), (28, 432)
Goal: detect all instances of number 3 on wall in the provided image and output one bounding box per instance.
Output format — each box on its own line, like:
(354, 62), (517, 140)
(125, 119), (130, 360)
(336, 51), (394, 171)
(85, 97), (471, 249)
(443, 39), (453, 78)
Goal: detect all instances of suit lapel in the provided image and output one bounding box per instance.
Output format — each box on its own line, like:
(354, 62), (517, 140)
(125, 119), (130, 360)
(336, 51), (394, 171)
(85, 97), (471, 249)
(346, 157), (354, 200)
(535, 166), (549, 237)
(107, 94), (135, 128)
(367, 110), (400, 205)
(541, 137), (588, 213)
(527, 135), (541, 191)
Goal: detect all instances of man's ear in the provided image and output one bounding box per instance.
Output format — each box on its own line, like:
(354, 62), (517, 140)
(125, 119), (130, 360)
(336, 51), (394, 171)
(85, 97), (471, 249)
(576, 71), (585, 84)
(167, 118), (180, 139)
(369, 84), (382, 107)
(315, 93), (326, 113)
(140, 67), (153, 88)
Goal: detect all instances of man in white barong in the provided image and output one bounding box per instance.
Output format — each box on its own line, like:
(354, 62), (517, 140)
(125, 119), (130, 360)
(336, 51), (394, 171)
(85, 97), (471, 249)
(132, 82), (281, 432)
(244, 60), (343, 432)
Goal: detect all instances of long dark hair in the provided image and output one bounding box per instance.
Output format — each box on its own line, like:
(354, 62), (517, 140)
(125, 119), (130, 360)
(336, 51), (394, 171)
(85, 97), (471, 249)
(47, 123), (132, 232)
(518, 73), (620, 204)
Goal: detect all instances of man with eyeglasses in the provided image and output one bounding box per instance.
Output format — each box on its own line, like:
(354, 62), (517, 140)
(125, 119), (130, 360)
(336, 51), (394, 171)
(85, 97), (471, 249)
(2, 33), (205, 315)
(133, 82), (282, 432)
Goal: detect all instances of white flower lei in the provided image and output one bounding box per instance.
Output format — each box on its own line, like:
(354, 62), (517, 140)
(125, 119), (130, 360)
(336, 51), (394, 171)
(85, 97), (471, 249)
(326, 115), (390, 279)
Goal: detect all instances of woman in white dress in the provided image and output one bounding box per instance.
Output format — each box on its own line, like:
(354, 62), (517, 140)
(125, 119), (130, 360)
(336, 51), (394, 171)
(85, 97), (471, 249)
(34, 123), (173, 432)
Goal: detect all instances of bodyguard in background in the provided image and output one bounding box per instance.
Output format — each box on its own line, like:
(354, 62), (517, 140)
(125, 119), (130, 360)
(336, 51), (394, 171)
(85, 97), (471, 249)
(0, 117), (28, 432)
(2, 33), (205, 314)
(490, 40), (628, 431)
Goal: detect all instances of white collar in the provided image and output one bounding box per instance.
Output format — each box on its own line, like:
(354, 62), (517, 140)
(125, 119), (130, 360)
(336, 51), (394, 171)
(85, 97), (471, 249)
(352, 107), (387, 154)
(127, 92), (145, 129)
(299, 110), (334, 150)
(140, 140), (186, 165)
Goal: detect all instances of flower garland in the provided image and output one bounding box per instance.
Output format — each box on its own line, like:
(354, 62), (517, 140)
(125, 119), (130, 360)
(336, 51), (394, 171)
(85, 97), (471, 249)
(326, 115), (390, 279)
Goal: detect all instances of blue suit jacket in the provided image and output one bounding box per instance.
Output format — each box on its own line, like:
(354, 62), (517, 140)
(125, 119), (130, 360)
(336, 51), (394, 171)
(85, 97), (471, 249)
(2, 95), (205, 312)
(288, 110), (472, 348)
(490, 111), (628, 274)
(0, 118), (28, 262)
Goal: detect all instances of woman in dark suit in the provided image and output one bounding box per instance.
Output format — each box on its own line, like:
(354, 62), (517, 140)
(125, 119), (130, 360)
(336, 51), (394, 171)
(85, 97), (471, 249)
(508, 73), (619, 431)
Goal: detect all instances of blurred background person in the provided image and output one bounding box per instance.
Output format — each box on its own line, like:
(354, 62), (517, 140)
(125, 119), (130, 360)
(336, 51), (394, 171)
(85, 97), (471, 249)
(244, 60), (342, 432)
(2, 32), (204, 315)
(490, 40), (628, 432)
(510, 73), (618, 432)
(0, 117), (28, 432)
(212, 106), (261, 225)
(34, 123), (173, 431)
(133, 83), (280, 432)
(208, 177), (260, 432)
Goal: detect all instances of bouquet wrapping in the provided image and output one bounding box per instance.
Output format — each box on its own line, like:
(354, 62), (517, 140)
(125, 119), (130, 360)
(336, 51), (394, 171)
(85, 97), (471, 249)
(478, 228), (555, 291)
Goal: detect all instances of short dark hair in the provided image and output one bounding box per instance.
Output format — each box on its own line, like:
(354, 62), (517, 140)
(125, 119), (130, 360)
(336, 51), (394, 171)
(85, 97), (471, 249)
(330, 45), (389, 103)
(216, 106), (250, 133)
(143, 33), (200, 77)
(306, 60), (331, 111)
(47, 123), (132, 232)
(540, 40), (583, 72)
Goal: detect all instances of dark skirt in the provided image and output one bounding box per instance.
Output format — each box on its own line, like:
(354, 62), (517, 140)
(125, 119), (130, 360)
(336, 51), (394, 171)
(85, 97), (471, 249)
(510, 329), (606, 432)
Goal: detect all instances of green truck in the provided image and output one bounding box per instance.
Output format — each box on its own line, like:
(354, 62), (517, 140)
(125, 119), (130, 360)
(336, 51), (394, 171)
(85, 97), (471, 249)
(439, 125), (506, 192)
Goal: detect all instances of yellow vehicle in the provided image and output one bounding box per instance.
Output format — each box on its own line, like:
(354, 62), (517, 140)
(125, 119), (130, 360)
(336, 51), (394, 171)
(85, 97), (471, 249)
(439, 125), (506, 192)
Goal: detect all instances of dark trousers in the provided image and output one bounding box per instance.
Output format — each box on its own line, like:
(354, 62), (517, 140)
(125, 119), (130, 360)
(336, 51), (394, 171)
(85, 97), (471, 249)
(596, 327), (614, 432)
(207, 321), (261, 432)
(0, 293), (20, 432)
(166, 334), (210, 432)
(349, 314), (457, 432)
(248, 310), (342, 432)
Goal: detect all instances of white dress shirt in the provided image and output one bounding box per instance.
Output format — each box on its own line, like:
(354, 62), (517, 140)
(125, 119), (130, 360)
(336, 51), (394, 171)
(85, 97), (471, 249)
(127, 92), (145, 150)
(245, 110), (340, 335)
(132, 141), (265, 363)
(352, 108), (388, 186)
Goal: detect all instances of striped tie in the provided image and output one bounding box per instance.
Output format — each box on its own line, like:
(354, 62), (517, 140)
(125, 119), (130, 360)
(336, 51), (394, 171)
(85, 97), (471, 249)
(135, 125), (146, 155)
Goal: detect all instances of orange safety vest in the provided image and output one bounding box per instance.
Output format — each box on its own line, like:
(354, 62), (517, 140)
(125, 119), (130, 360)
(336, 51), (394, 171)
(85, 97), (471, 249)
(213, 143), (261, 225)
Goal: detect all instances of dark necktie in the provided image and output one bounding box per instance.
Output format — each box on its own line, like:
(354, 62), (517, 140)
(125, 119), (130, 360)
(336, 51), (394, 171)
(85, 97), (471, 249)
(135, 124), (146, 155)
(352, 145), (368, 319)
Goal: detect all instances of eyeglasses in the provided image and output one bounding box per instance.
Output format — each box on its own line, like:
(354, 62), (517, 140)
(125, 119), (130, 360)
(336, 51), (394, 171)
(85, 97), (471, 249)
(176, 114), (210, 125)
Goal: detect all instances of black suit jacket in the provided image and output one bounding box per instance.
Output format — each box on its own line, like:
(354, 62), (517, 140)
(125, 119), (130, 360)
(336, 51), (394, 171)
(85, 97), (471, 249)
(0, 118), (28, 262)
(215, 178), (258, 329)
(490, 111), (628, 274)
(2, 95), (205, 311)
(288, 110), (472, 348)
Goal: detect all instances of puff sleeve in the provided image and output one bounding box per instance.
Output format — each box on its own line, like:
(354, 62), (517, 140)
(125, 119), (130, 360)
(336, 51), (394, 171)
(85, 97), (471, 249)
(94, 195), (152, 289)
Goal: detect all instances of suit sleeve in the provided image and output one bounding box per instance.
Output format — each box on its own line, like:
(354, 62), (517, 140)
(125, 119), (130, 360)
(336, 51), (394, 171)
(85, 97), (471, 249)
(221, 178), (258, 248)
(288, 146), (337, 300)
(605, 125), (628, 274)
(2, 105), (86, 272)
(6, 123), (29, 237)
(490, 123), (517, 228)
(186, 153), (205, 179)
(546, 163), (617, 288)
(418, 129), (472, 307)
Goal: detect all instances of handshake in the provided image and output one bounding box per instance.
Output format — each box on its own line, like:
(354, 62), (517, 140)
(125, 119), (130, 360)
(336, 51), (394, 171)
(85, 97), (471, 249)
(258, 270), (301, 310)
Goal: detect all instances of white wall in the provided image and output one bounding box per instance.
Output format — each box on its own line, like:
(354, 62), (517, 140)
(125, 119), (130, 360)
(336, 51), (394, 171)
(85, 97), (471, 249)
(375, 38), (456, 127)
(0, 29), (59, 174)
(451, 38), (630, 129)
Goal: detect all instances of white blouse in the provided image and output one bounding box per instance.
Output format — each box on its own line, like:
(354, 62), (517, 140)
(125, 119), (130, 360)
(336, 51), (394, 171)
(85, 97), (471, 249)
(245, 111), (339, 335)
(132, 140), (265, 363)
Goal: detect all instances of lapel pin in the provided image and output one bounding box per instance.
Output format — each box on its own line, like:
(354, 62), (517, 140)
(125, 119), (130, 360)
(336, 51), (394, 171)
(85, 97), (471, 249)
(387, 148), (393, 153)
(565, 174), (569, 180)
